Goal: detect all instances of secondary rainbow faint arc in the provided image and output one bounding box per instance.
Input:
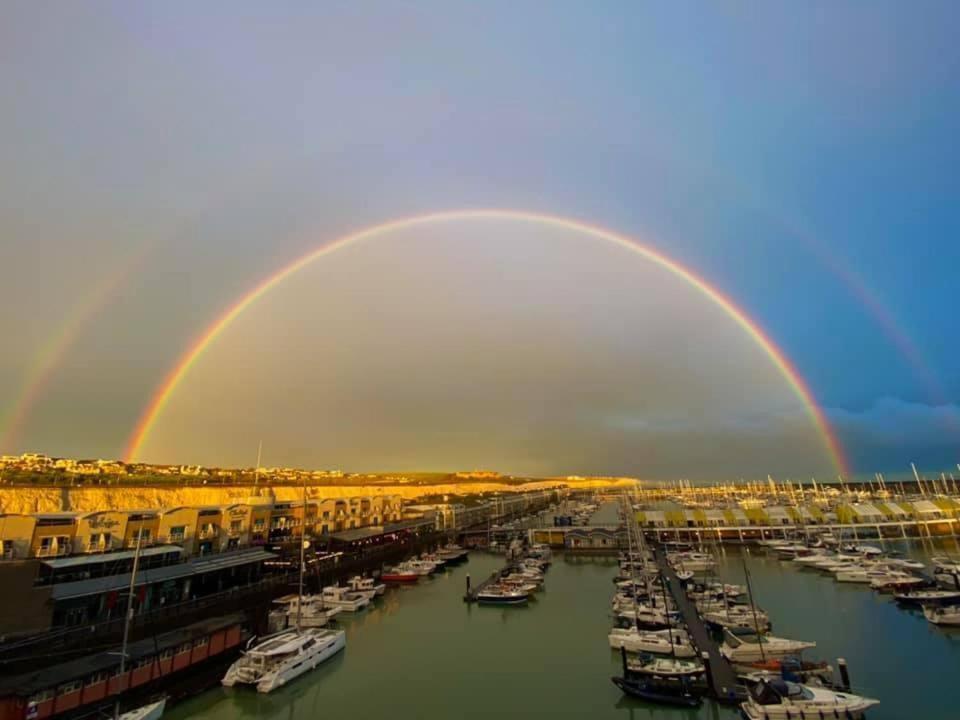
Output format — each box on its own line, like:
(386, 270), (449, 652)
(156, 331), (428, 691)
(124, 209), (849, 475)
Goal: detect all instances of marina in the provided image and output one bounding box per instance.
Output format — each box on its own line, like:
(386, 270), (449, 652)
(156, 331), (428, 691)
(152, 503), (958, 720)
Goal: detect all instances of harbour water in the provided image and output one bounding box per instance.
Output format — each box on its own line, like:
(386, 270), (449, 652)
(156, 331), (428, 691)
(169, 528), (959, 719)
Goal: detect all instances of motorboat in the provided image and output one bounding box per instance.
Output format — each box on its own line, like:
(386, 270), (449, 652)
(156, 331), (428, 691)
(608, 627), (696, 657)
(120, 699), (166, 720)
(923, 604), (960, 626)
(932, 557), (960, 589)
(405, 559), (438, 575)
(320, 585), (371, 612)
(347, 575), (386, 597)
(271, 594), (342, 629)
(437, 545), (469, 564)
(734, 656), (833, 684)
(626, 654), (705, 679)
(894, 589), (960, 605)
(869, 572), (926, 592)
(740, 678), (879, 719)
(222, 628), (346, 693)
(476, 584), (530, 605)
(841, 543), (882, 557)
(720, 631), (815, 662)
(611, 675), (701, 707)
(381, 563), (420, 583)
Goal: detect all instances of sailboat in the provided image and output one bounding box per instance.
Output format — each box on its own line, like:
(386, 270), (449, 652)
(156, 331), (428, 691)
(222, 476), (346, 692)
(610, 494), (703, 706)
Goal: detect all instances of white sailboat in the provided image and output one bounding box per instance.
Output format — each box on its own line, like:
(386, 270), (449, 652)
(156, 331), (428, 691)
(721, 630), (816, 662)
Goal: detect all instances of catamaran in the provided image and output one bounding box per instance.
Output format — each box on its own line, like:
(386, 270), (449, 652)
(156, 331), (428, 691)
(221, 477), (346, 692)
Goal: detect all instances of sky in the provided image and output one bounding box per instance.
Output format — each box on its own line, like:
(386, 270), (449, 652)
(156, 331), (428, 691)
(1, 1), (958, 479)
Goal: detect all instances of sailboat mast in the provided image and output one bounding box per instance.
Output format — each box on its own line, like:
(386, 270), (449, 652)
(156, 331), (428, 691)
(742, 557), (765, 663)
(297, 475), (306, 632)
(114, 528), (144, 720)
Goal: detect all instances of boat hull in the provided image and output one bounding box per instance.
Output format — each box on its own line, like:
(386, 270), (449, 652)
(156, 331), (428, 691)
(381, 573), (419, 583)
(611, 677), (701, 707)
(256, 631), (346, 693)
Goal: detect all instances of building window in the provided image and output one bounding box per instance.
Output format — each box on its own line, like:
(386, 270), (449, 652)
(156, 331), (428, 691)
(57, 681), (82, 696)
(230, 520), (242, 533)
(176, 642), (192, 655)
(85, 672), (108, 687)
(168, 526), (186, 542)
(134, 657), (153, 669)
(159, 649), (174, 660)
(253, 518), (265, 530)
(27, 690), (54, 704)
(194, 636), (208, 647)
(132, 529), (151, 543)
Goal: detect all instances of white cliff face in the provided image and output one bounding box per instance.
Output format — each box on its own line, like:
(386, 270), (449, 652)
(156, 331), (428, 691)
(0, 479), (635, 514)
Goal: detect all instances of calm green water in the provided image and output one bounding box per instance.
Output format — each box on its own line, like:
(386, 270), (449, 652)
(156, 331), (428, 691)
(168, 512), (959, 720)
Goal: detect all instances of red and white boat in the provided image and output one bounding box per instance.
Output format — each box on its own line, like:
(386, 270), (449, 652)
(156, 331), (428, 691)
(381, 562), (420, 583)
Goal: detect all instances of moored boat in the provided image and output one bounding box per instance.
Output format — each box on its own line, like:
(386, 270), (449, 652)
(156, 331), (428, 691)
(923, 604), (960, 626)
(608, 627), (696, 658)
(221, 628), (346, 693)
(348, 575), (386, 597)
(720, 630), (815, 663)
(381, 562), (421, 583)
(476, 584), (530, 605)
(320, 585), (371, 612)
(740, 678), (879, 719)
(120, 699), (166, 720)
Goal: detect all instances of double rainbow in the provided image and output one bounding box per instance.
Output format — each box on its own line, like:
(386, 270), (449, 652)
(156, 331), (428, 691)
(123, 209), (848, 475)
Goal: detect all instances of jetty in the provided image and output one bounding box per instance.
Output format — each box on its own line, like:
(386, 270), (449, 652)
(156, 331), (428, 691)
(652, 547), (742, 704)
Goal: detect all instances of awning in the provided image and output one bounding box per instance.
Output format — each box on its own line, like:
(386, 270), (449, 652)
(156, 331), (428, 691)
(50, 549), (275, 600)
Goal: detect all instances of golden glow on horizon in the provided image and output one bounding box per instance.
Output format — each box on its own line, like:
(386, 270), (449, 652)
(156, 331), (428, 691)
(124, 210), (848, 475)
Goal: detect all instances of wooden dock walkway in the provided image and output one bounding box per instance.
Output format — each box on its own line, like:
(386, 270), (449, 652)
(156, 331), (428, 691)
(652, 545), (743, 704)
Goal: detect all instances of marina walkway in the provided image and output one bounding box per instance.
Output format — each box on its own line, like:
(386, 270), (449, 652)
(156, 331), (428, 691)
(652, 546), (741, 704)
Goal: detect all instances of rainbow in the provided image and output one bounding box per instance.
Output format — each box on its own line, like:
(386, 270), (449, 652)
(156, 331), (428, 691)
(0, 248), (148, 453)
(124, 209), (848, 475)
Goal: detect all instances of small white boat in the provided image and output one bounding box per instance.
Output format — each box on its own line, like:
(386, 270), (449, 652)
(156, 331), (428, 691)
(741, 678), (879, 719)
(405, 559), (438, 576)
(923, 604), (960, 626)
(869, 573), (925, 592)
(321, 585), (371, 612)
(347, 575), (386, 598)
(894, 589), (960, 605)
(608, 627), (696, 658)
(476, 584), (529, 605)
(626, 655), (704, 678)
(272, 594), (342, 629)
(120, 699), (166, 720)
(720, 631), (815, 662)
(222, 628), (346, 693)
